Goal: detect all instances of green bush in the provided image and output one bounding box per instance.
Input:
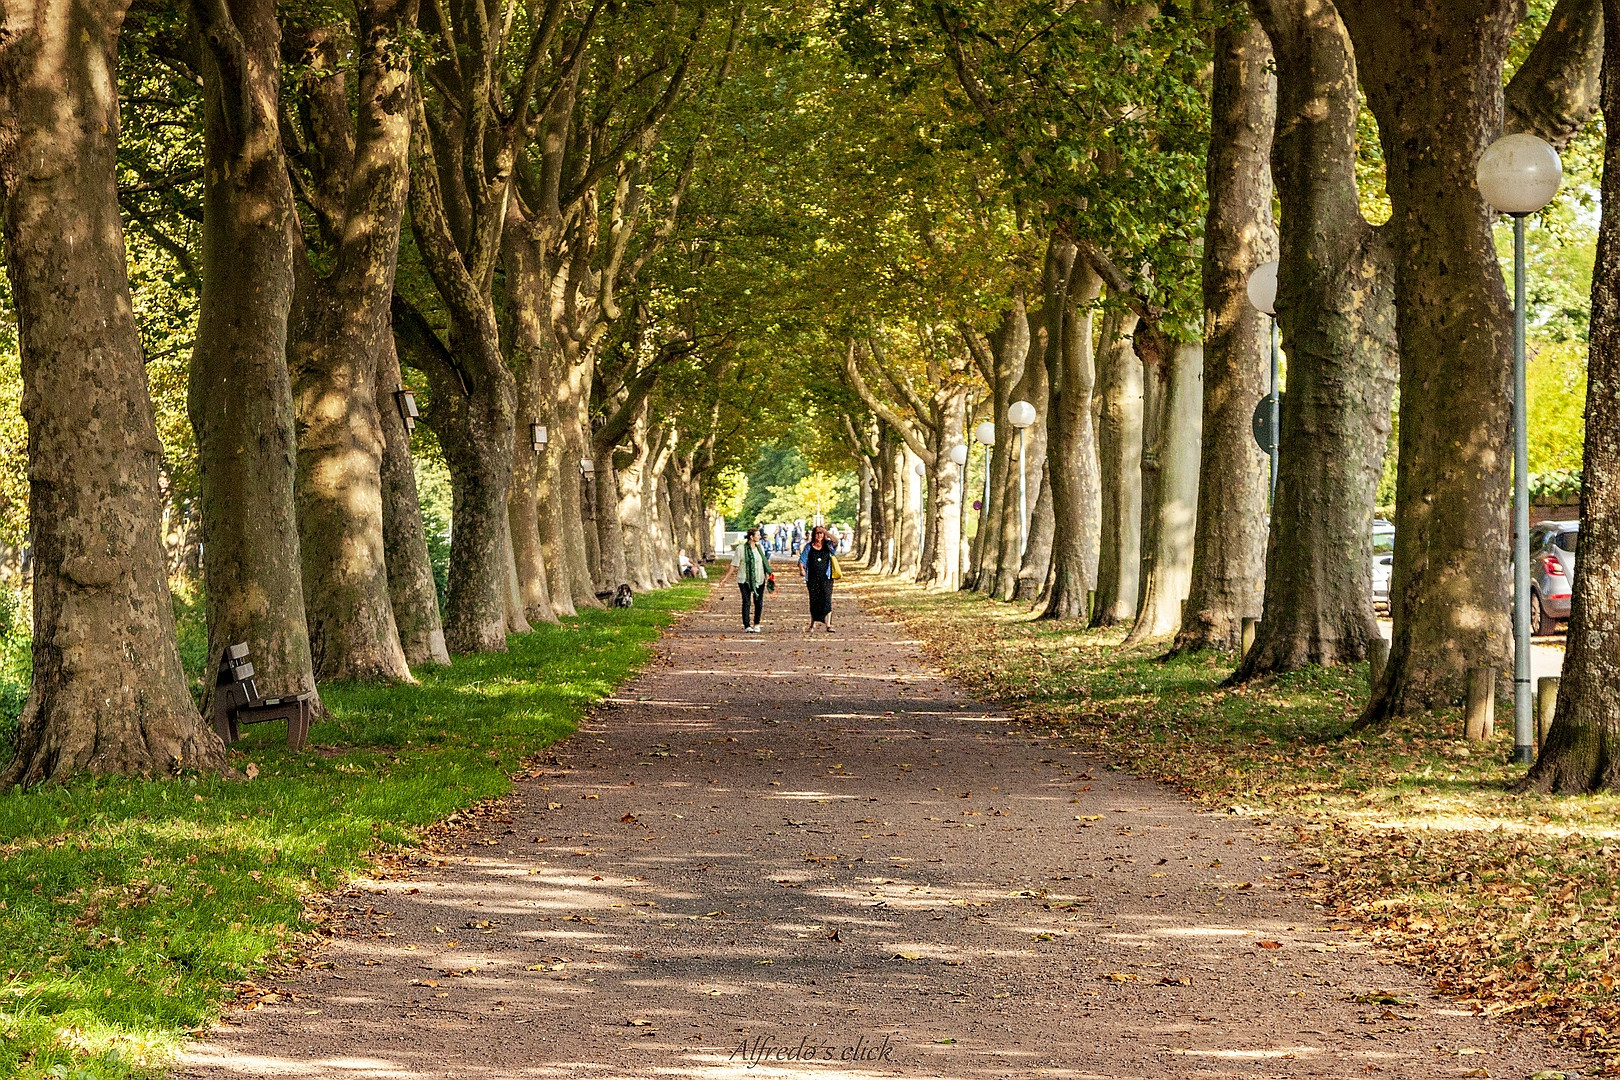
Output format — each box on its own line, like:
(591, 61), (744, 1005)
(0, 586), (30, 755)
(1530, 467), (1583, 504)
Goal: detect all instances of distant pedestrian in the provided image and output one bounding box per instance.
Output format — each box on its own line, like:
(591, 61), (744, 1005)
(731, 527), (770, 633)
(799, 524), (838, 633)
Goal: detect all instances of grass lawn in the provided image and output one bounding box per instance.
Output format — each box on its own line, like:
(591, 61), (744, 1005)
(852, 573), (1620, 1062)
(0, 580), (709, 1080)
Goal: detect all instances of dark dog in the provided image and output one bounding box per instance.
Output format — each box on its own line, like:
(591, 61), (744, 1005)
(612, 583), (634, 609)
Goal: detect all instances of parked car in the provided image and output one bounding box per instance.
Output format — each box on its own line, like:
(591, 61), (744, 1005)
(1372, 519), (1394, 612)
(1528, 520), (1578, 635)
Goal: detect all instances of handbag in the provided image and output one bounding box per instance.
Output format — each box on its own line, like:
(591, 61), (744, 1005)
(830, 556), (842, 581)
(766, 573), (776, 593)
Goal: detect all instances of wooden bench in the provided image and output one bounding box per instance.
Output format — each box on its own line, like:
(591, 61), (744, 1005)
(212, 643), (316, 750)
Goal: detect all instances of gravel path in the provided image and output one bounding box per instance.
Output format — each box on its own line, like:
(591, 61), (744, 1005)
(179, 573), (1575, 1079)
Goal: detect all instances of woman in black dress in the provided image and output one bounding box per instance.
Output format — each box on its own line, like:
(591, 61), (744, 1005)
(798, 524), (836, 633)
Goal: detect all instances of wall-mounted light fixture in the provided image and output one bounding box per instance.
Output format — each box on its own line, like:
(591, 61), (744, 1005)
(580, 458), (595, 476)
(531, 422), (548, 453)
(394, 389), (419, 435)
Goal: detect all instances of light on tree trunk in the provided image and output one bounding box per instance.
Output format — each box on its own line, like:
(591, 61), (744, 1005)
(1246, 260), (1279, 316)
(532, 423), (548, 453)
(393, 389), (419, 435)
(580, 458), (595, 476)
(974, 421), (995, 445)
(1007, 401), (1036, 429)
(1476, 134), (1562, 215)
(949, 444), (969, 466)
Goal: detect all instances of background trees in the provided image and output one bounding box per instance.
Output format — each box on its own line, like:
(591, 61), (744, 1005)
(0, 0), (1615, 796)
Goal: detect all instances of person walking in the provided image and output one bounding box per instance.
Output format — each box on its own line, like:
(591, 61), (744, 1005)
(731, 527), (771, 633)
(798, 523), (838, 633)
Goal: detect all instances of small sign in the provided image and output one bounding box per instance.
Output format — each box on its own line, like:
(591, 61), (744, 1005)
(1252, 394), (1280, 453)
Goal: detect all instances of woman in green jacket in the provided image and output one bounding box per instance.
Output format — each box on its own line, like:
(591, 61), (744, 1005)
(731, 527), (771, 633)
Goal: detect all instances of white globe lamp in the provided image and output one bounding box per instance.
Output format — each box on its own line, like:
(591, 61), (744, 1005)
(1477, 134), (1562, 215)
(974, 421), (995, 445)
(913, 461), (927, 477)
(1246, 260), (1278, 316)
(1007, 401), (1036, 429)
(948, 444), (969, 466)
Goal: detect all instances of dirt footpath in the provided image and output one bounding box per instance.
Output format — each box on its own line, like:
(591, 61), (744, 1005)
(179, 575), (1578, 1079)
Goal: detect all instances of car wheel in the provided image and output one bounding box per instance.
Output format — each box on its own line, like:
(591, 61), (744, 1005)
(1529, 591), (1545, 636)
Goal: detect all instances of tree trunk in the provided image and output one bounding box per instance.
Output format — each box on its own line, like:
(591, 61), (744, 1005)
(507, 416), (557, 625)
(394, 299), (517, 653)
(924, 388), (967, 590)
(0, 0), (225, 786)
(1521, 3), (1620, 793)
(897, 444), (923, 577)
(616, 415), (657, 592)
(503, 210), (576, 616)
(1091, 307), (1144, 627)
(558, 339), (606, 605)
(502, 516), (532, 634)
(1043, 262), (1105, 619)
(974, 302), (1031, 594)
(1175, 17), (1276, 653)
(1337, 0), (1519, 720)
(1125, 343), (1204, 644)
(1016, 466), (1055, 602)
(190, 0), (318, 702)
(998, 284), (1054, 601)
(1231, 0), (1397, 681)
(288, 3), (419, 682)
(376, 342), (449, 665)
(593, 439), (631, 591)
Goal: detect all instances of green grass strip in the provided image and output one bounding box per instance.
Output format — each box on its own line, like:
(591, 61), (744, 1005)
(0, 581), (709, 1079)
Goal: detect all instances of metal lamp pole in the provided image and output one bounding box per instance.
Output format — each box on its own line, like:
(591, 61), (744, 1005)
(1268, 315), (1280, 506)
(1477, 132), (1561, 766)
(1247, 260), (1281, 509)
(1511, 211), (1533, 763)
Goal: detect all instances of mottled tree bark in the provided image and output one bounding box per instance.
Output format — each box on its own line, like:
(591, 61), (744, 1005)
(616, 411), (657, 592)
(1522, 4), (1620, 793)
(391, 291), (515, 653)
(508, 366), (558, 623)
(927, 388), (969, 591)
(1125, 343), (1203, 644)
(0, 0), (225, 785)
(1043, 262), (1104, 619)
(593, 437), (631, 591)
(971, 301), (1029, 594)
(1337, 0), (1519, 719)
(999, 259), (1057, 601)
(375, 341), (449, 665)
(1232, 0), (1396, 681)
(559, 337), (606, 604)
(1175, 16), (1275, 653)
(190, 0), (318, 702)
(285, 2), (419, 682)
(1091, 307), (1143, 627)
(897, 443), (923, 577)
(1504, 0), (1603, 150)
(1016, 466), (1054, 602)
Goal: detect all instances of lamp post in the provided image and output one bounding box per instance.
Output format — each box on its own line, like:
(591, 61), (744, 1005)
(1478, 132), (1562, 766)
(1246, 259), (1280, 505)
(531, 422), (548, 454)
(974, 421), (995, 526)
(1007, 401), (1037, 555)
